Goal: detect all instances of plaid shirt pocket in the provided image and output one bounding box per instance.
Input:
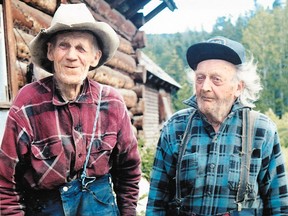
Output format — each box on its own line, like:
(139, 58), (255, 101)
(30, 138), (66, 188)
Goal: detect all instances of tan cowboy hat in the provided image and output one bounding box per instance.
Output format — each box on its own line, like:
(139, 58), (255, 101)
(29, 3), (119, 72)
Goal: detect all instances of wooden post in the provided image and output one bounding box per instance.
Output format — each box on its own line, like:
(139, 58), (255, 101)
(3, 0), (18, 101)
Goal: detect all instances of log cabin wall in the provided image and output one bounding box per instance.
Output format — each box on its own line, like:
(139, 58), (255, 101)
(142, 86), (160, 147)
(2, 0), (180, 146)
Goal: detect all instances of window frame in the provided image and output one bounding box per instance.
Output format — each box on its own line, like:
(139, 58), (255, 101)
(0, 1), (18, 108)
(0, 4), (9, 105)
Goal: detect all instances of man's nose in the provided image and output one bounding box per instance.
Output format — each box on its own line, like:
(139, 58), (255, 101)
(66, 48), (77, 60)
(202, 79), (212, 91)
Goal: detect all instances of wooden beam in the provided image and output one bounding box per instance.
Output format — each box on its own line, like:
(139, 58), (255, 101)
(88, 65), (135, 89)
(106, 50), (136, 73)
(107, 0), (125, 9)
(20, 0), (57, 15)
(117, 88), (137, 108)
(133, 115), (143, 129)
(3, 0), (18, 100)
(130, 98), (144, 115)
(130, 13), (145, 28)
(144, 2), (166, 23)
(132, 30), (147, 49)
(12, 0), (52, 35)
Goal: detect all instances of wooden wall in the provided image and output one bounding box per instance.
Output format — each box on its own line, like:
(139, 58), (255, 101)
(143, 86), (160, 147)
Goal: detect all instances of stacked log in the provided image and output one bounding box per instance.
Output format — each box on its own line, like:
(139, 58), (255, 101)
(88, 66), (135, 89)
(106, 51), (136, 74)
(15, 61), (28, 88)
(12, 0), (51, 35)
(130, 98), (145, 115)
(20, 0), (57, 15)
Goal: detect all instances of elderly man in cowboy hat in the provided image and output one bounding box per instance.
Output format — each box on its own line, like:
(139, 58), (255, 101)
(0, 3), (141, 216)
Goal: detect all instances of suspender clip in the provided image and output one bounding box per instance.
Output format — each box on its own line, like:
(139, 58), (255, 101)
(237, 203), (242, 211)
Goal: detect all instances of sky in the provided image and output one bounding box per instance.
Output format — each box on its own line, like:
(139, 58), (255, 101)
(139, 0), (276, 34)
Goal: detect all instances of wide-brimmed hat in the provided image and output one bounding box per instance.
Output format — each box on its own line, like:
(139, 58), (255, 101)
(186, 36), (246, 70)
(29, 3), (119, 72)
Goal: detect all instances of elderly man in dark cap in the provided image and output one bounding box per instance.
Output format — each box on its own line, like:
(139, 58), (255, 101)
(0, 3), (141, 216)
(146, 36), (288, 215)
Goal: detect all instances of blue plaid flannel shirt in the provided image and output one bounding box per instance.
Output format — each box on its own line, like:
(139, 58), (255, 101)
(146, 95), (288, 215)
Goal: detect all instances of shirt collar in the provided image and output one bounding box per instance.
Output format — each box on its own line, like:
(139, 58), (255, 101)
(51, 78), (97, 106)
(183, 95), (247, 113)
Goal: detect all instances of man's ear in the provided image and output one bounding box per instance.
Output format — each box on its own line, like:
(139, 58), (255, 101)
(235, 80), (244, 97)
(47, 43), (54, 61)
(90, 50), (102, 67)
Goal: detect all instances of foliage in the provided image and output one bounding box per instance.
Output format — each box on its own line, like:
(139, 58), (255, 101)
(242, 5), (288, 115)
(265, 109), (288, 148)
(138, 139), (156, 180)
(172, 79), (193, 111)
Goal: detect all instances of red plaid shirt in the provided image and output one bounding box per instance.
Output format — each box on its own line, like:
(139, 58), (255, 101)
(0, 76), (141, 216)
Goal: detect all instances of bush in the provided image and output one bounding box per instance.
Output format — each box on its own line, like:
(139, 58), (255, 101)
(138, 138), (156, 180)
(265, 110), (288, 148)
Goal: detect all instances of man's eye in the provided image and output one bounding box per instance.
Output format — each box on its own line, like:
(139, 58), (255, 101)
(76, 46), (86, 52)
(79, 48), (86, 52)
(59, 43), (69, 49)
(196, 76), (205, 82)
(213, 77), (222, 84)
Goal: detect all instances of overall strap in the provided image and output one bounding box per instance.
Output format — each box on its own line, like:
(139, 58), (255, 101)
(81, 84), (103, 189)
(236, 109), (259, 211)
(175, 109), (197, 202)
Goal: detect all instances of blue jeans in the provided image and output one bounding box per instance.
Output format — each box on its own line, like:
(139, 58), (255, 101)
(25, 174), (119, 216)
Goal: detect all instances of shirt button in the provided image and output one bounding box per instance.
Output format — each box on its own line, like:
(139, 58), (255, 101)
(63, 186), (69, 192)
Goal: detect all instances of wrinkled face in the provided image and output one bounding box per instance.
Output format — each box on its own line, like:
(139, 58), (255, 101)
(195, 59), (243, 121)
(47, 31), (102, 85)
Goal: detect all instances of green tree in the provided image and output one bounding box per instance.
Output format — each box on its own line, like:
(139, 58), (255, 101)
(242, 5), (288, 116)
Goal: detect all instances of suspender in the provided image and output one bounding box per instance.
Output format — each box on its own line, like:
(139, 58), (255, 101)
(174, 108), (259, 211)
(175, 109), (196, 203)
(81, 84), (103, 190)
(236, 109), (259, 211)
